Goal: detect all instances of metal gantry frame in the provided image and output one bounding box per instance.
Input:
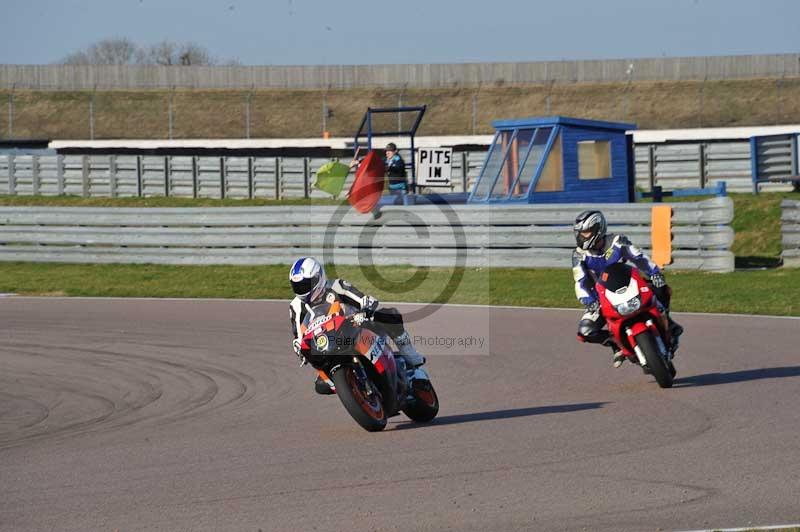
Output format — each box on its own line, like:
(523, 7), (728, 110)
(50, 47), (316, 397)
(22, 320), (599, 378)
(353, 106), (426, 189)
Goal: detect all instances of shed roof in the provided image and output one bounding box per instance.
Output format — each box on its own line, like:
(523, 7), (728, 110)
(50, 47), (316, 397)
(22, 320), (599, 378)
(492, 115), (636, 132)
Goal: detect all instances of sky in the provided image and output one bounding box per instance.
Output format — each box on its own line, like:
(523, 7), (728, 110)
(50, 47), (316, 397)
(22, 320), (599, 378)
(1, 0), (798, 65)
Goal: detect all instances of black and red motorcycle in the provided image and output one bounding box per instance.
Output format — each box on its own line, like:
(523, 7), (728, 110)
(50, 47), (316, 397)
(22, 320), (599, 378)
(299, 300), (439, 432)
(596, 263), (677, 388)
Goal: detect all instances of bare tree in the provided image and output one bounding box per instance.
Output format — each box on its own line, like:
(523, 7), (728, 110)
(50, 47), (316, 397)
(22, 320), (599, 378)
(60, 37), (138, 65)
(138, 40), (216, 66)
(178, 43), (214, 66)
(59, 38), (231, 66)
(138, 40), (179, 65)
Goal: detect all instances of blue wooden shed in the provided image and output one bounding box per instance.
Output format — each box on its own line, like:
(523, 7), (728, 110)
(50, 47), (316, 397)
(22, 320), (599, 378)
(468, 116), (636, 204)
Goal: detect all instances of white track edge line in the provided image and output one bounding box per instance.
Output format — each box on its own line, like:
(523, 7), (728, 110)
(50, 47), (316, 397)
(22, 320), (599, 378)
(675, 523), (800, 532)
(3, 295), (799, 320)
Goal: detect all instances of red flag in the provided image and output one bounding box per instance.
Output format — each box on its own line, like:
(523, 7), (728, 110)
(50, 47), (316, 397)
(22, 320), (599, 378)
(348, 150), (385, 213)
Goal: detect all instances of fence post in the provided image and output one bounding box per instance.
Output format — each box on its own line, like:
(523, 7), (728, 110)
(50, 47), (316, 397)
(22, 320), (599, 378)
(6, 89), (13, 140)
(56, 154), (65, 195)
(191, 156), (198, 198)
(461, 151), (469, 193)
(109, 155), (117, 198)
(247, 156), (254, 199)
(8, 154), (15, 195)
(647, 145), (656, 190)
(245, 91), (252, 139)
(275, 157), (281, 200)
(81, 155), (89, 198)
(322, 93), (328, 137)
(136, 155), (143, 197)
(471, 93), (478, 134)
(219, 156), (226, 199)
(303, 157), (310, 198)
(32, 155), (40, 195)
(163, 156), (170, 197)
(698, 144), (707, 188)
(89, 90), (95, 140)
(168, 88), (174, 140)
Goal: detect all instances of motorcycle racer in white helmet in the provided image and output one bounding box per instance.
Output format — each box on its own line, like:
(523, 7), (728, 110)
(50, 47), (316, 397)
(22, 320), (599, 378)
(288, 257), (426, 394)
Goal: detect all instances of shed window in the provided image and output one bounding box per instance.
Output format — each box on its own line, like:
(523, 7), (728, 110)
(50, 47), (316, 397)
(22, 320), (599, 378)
(534, 130), (563, 192)
(578, 140), (611, 180)
(472, 131), (514, 200)
(491, 129), (534, 198)
(513, 128), (553, 197)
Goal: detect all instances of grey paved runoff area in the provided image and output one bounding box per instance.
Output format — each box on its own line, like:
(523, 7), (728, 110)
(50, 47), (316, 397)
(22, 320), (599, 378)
(1, 298), (799, 532)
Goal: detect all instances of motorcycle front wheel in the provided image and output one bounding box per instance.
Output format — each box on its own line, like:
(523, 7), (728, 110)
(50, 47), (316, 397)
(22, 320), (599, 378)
(634, 331), (674, 388)
(332, 365), (387, 432)
(402, 379), (440, 423)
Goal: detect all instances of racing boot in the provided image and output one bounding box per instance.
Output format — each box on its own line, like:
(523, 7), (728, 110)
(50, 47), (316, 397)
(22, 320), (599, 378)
(603, 337), (625, 368)
(394, 331), (426, 367)
(667, 313), (684, 352)
(314, 375), (335, 395)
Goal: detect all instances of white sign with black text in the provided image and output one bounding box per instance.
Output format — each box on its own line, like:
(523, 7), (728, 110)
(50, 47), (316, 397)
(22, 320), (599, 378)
(416, 148), (452, 187)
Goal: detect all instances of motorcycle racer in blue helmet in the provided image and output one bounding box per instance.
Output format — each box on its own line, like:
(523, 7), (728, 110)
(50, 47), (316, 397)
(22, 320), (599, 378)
(288, 257), (426, 394)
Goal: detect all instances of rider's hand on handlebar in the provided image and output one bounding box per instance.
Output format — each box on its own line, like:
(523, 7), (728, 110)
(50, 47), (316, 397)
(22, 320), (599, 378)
(360, 295), (379, 318)
(586, 300), (600, 314)
(650, 272), (666, 288)
(351, 312), (369, 326)
(292, 339), (307, 366)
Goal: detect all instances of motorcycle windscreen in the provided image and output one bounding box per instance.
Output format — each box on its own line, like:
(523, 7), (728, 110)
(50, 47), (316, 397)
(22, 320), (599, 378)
(599, 263), (633, 292)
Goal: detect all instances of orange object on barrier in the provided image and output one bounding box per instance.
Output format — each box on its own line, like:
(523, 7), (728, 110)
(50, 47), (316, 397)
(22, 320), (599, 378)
(651, 205), (673, 268)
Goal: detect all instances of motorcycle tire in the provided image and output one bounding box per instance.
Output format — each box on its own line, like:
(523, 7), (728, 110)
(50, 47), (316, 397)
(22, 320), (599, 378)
(402, 379), (440, 423)
(332, 365), (387, 432)
(634, 331), (674, 389)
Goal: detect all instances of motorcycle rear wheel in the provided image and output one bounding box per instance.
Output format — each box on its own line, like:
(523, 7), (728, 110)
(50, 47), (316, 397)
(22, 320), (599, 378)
(332, 365), (387, 432)
(634, 331), (674, 388)
(402, 379), (440, 423)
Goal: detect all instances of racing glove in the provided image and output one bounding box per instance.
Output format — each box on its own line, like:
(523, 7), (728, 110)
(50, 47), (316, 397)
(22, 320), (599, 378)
(351, 312), (368, 326)
(360, 295), (379, 318)
(586, 300), (600, 314)
(292, 338), (307, 366)
(650, 273), (671, 308)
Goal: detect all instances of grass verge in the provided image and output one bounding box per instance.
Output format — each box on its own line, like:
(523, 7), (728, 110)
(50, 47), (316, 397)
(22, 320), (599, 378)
(0, 263), (797, 316)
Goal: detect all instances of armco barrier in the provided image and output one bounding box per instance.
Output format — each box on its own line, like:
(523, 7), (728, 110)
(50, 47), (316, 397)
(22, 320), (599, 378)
(0, 154), (483, 198)
(0, 197), (734, 271)
(782, 200), (800, 267)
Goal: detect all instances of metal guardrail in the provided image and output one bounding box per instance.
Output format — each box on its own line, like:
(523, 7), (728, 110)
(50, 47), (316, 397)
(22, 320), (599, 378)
(781, 200), (800, 267)
(2, 54), (799, 89)
(0, 197), (735, 271)
(0, 153), (483, 198)
(0, 147), (792, 198)
(634, 141), (797, 194)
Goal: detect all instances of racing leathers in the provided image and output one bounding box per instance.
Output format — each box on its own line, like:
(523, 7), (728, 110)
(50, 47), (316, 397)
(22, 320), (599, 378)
(290, 279), (425, 392)
(573, 234), (681, 358)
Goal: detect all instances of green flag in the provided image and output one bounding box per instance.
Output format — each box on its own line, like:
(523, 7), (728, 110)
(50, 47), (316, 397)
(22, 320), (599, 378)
(314, 161), (350, 198)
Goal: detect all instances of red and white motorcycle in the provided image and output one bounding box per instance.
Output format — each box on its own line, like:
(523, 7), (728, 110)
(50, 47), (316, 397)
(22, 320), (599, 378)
(595, 262), (677, 388)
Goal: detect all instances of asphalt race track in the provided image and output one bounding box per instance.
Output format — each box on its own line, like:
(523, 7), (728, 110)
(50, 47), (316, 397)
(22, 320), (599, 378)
(1, 298), (799, 532)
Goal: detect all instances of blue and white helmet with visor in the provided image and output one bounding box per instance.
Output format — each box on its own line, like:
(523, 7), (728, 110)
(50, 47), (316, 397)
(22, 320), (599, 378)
(289, 257), (327, 304)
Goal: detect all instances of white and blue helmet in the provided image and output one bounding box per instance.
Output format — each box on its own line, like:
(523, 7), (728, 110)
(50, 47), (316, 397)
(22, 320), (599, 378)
(289, 257), (326, 304)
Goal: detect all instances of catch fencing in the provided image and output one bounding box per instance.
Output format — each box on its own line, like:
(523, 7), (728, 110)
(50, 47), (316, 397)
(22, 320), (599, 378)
(0, 153), (484, 198)
(634, 138), (798, 193)
(782, 200), (800, 267)
(0, 147), (792, 198)
(2, 54), (799, 90)
(0, 197), (734, 272)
